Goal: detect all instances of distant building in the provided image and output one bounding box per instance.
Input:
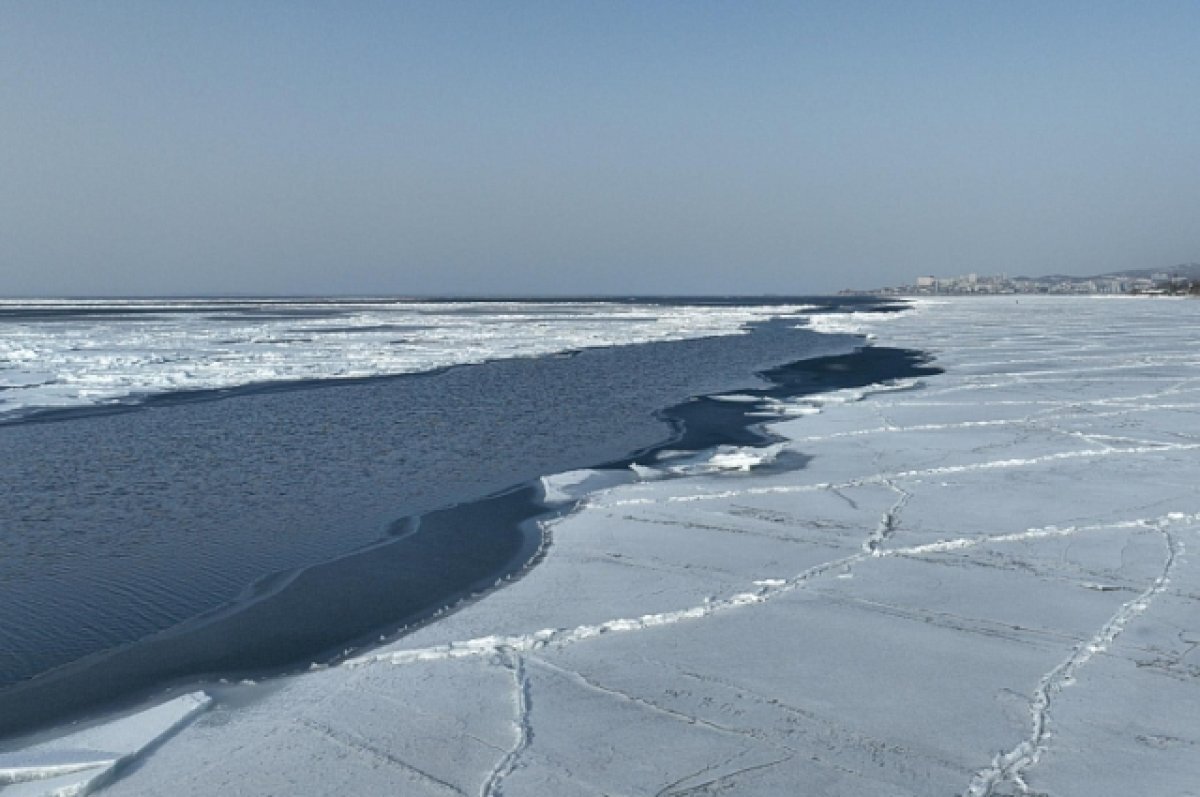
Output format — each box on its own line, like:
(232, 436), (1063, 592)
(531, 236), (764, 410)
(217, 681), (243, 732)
(858, 265), (1197, 297)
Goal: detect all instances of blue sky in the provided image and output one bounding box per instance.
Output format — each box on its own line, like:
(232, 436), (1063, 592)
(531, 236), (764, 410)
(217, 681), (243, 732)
(1, 2), (1197, 296)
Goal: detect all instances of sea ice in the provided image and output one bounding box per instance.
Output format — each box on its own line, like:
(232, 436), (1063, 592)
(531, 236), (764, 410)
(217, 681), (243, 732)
(0, 300), (819, 420)
(11, 296), (1200, 796)
(539, 469), (634, 505)
(0, 692), (209, 796)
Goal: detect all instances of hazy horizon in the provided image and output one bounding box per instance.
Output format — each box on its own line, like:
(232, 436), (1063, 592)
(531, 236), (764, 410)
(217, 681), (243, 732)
(3, 2), (1198, 297)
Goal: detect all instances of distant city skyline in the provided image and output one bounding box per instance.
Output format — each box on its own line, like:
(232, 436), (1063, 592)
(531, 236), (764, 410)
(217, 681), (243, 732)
(2, 2), (1199, 297)
(852, 263), (1200, 296)
(847, 261), (1200, 295)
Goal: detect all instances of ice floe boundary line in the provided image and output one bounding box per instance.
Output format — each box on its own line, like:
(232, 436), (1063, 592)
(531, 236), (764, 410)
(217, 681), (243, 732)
(296, 716), (468, 796)
(478, 653), (532, 797)
(963, 519), (1185, 797)
(0, 692), (211, 795)
(344, 511), (1200, 670)
(595, 441), (1200, 509)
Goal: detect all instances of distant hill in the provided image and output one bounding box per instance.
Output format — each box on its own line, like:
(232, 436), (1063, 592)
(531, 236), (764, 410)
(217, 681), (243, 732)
(1100, 263), (1200, 280)
(1013, 263), (1200, 283)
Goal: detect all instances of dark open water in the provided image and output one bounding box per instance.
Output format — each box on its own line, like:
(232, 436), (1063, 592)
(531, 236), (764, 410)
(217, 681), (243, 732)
(0, 298), (935, 737)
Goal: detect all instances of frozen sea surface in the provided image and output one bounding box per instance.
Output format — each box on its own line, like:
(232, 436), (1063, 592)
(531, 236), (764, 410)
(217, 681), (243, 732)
(0, 298), (820, 420)
(7, 296), (1200, 796)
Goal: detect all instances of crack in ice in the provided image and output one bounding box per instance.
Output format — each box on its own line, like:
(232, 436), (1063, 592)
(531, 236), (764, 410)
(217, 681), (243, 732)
(864, 479), (911, 555)
(963, 520), (1187, 797)
(653, 750), (751, 797)
(658, 753), (796, 796)
(480, 653), (533, 797)
(347, 512), (1199, 684)
(345, 555), (867, 669)
(531, 657), (777, 748)
(598, 442), (1200, 508)
(297, 717), (468, 797)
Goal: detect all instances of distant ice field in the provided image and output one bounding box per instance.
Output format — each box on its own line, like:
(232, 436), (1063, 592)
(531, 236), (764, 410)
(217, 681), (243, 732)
(0, 298), (824, 420)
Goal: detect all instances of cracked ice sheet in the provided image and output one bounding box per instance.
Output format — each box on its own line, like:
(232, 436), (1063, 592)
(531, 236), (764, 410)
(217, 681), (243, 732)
(1028, 590), (1200, 797)
(374, 484), (891, 650)
(487, 655), (787, 797)
(0, 692), (210, 797)
(862, 457), (1197, 548)
(56, 296), (1200, 795)
(96, 659), (520, 797)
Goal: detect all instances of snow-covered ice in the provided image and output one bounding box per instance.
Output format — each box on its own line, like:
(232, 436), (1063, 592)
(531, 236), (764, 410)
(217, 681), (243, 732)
(0, 299), (816, 419)
(0, 692), (209, 796)
(6, 295), (1200, 796)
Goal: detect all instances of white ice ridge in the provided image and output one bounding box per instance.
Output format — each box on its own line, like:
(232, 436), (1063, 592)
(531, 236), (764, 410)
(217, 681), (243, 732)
(801, 302), (921, 338)
(541, 445), (789, 501)
(539, 469), (636, 505)
(343, 554), (859, 668)
(630, 443), (790, 480)
(711, 378), (927, 423)
(787, 406), (1200, 443)
(704, 443), (787, 472)
(963, 521), (1185, 797)
(346, 511), (1200, 671)
(0, 692), (210, 796)
(0, 299), (821, 418)
(479, 653), (532, 797)
(863, 478), (911, 555)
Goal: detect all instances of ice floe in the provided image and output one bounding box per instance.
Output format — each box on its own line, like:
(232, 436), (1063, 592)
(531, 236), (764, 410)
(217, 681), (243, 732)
(0, 692), (209, 796)
(539, 469), (634, 505)
(630, 443), (790, 479)
(0, 300), (818, 419)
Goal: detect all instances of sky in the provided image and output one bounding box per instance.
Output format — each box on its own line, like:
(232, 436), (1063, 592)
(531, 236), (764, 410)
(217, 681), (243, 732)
(1, 2), (1198, 297)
